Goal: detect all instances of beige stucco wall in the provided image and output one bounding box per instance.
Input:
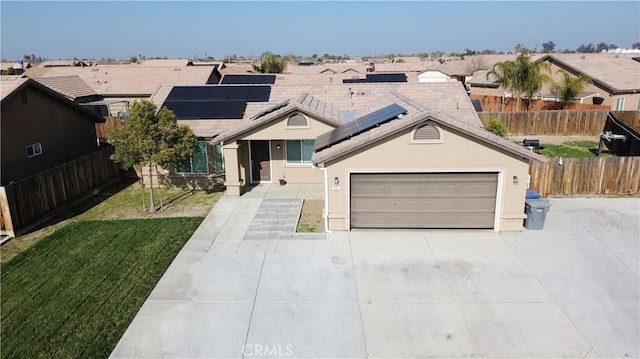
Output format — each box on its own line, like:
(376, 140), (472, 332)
(322, 120), (530, 232)
(224, 111), (337, 194)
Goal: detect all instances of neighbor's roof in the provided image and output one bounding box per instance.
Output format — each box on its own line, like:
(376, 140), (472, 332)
(141, 59), (194, 67)
(311, 107), (547, 165)
(0, 77), (105, 122)
(218, 63), (256, 75)
(545, 53), (640, 93)
(25, 64), (218, 96)
(34, 75), (96, 100)
(0, 76), (29, 101)
(467, 53), (640, 93)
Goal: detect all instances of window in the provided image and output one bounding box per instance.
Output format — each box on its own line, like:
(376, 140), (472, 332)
(412, 121), (442, 143)
(213, 143), (224, 173)
(177, 142), (209, 174)
(286, 140), (314, 164)
(287, 113), (308, 127)
(616, 97), (625, 111)
(26, 142), (43, 158)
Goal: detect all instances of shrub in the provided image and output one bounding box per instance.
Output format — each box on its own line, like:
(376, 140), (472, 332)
(485, 117), (507, 137)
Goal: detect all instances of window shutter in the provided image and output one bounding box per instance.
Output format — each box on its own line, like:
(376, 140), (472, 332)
(287, 114), (308, 127)
(414, 123), (440, 140)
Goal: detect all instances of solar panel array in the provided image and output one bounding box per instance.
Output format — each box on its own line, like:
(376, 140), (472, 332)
(220, 74), (276, 85)
(162, 86), (271, 119)
(342, 73), (408, 84)
(314, 103), (407, 152)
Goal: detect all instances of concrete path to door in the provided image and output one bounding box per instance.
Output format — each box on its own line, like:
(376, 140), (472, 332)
(111, 188), (639, 359)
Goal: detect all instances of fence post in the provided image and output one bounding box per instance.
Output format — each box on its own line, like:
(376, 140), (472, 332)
(0, 187), (15, 237)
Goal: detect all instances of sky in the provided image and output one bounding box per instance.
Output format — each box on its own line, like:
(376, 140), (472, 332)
(1, 1), (639, 61)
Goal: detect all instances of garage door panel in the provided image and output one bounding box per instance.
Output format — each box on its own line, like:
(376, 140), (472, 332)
(350, 173), (498, 229)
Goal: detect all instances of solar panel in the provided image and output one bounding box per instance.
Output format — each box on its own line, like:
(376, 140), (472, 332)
(246, 86), (271, 102)
(342, 78), (367, 84)
(162, 85), (271, 120)
(199, 102), (225, 118)
(471, 99), (483, 112)
(220, 101), (247, 119)
(314, 103), (407, 151)
(187, 87), (211, 101)
(162, 101), (183, 114)
(365, 73), (407, 83)
(221, 75), (276, 85)
(178, 102), (204, 118)
(166, 87), (190, 101)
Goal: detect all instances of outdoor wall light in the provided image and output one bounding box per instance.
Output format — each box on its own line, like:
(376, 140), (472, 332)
(513, 175), (519, 185)
(334, 177), (340, 186)
(276, 144), (281, 150)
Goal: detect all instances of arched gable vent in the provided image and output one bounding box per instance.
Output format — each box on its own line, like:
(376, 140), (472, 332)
(287, 113), (308, 127)
(414, 121), (441, 141)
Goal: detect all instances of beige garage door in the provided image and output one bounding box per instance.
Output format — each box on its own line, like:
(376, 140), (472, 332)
(350, 173), (498, 229)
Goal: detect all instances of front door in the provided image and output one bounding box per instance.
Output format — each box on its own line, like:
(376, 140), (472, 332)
(250, 140), (271, 183)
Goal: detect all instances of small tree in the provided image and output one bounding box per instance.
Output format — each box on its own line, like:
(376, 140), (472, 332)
(552, 70), (591, 109)
(254, 52), (286, 73)
(109, 100), (197, 212)
(485, 117), (507, 137)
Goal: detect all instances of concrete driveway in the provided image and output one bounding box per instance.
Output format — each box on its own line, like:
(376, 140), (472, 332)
(111, 186), (639, 359)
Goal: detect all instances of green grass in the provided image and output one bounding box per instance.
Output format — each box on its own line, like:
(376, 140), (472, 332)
(1, 217), (202, 358)
(539, 140), (612, 158)
(1, 180), (220, 264)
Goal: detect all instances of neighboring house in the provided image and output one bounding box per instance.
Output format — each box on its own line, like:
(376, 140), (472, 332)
(33, 75), (101, 103)
(0, 77), (105, 185)
(210, 80), (545, 232)
(468, 54), (640, 110)
(25, 64), (222, 114)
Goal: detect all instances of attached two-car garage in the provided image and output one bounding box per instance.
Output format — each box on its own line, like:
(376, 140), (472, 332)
(350, 172), (498, 229)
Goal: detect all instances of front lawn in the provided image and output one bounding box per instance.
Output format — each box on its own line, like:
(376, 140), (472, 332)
(0, 217), (202, 358)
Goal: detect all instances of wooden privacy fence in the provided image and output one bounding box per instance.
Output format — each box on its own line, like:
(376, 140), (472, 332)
(95, 117), (126, 143)
(0, 146), (123, 236)
(611, 111), (640, 133)
(529, 157), (640, 197)
(479, 111), (609, 135)
(470, 94), (610, 112)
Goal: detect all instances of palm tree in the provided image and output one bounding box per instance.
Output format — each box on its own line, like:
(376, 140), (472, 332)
(552, 70), (592, 109)
(488, 53), (551, 111)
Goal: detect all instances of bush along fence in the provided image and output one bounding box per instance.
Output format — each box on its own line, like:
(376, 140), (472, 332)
(0, 146), (124, 237)
(478, 111), (640, 136)
(529, 157), (640, 197)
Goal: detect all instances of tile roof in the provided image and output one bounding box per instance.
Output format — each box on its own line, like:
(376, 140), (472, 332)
(141, 59), (194, 67)
(219, 63), (256, 75)
(33, 75), (96, 100)
(311, 107), (547, 165)
(0, 77), (104, 122)
(467, 53), (640, 92)
(25, 65), (217, 96)
(0, 76), (29, 101)
(216, 94), (345, 143)
(545, 53), (640, 92)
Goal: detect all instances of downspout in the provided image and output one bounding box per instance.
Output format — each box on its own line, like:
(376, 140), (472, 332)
(318, 165), (334, 234)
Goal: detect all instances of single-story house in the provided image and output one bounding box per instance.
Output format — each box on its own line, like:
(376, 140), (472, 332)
(468, 53), (640, 111)
(0, 76), (105, 185)
(212, 81), (545, 232)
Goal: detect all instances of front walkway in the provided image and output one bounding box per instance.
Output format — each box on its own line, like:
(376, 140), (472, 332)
(111, 194), (639, 359)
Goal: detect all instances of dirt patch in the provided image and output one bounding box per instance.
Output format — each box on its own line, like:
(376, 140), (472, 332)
(296, 199), (324, 233)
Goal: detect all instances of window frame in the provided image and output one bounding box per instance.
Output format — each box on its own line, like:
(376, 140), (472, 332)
(616, 97), (625, 111)
(176, 141), (209, 174)
(285, 139), (314, 165)
(26, 142), (43, 158)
